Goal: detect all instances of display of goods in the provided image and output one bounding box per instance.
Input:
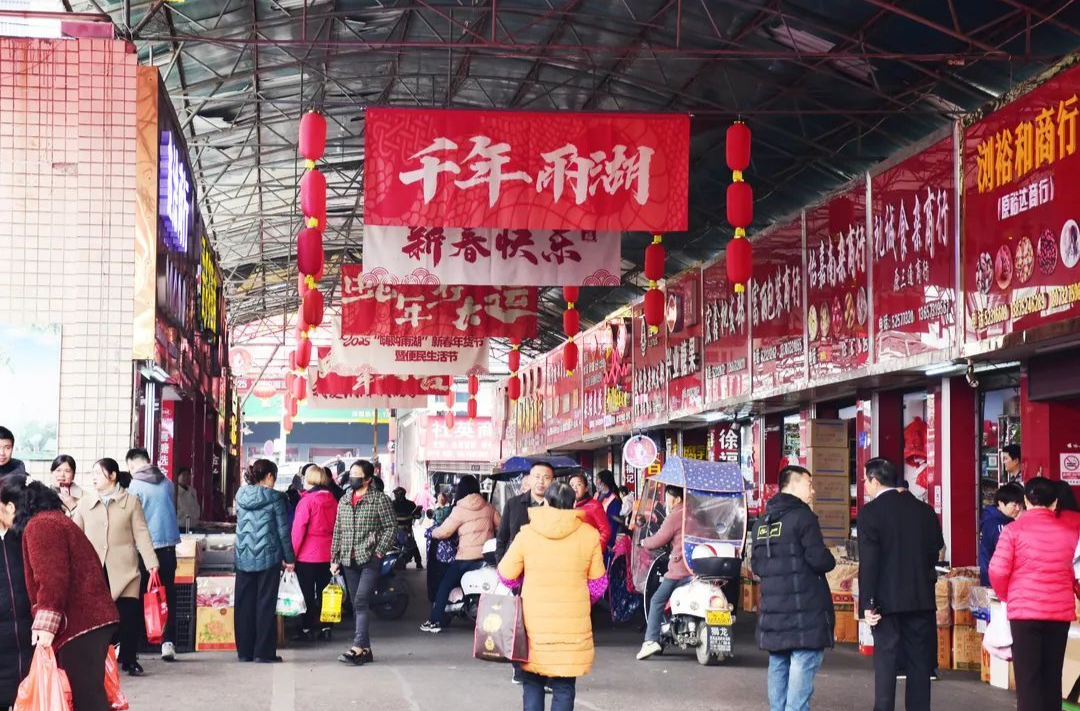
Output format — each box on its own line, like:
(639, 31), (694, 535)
(1037, 228), (1058, 275)
(975, 252), (993, 294)
(1062, 219), (1080, 269)
(994, 245), (1013, 291)
(1013, 236), (1034, 284)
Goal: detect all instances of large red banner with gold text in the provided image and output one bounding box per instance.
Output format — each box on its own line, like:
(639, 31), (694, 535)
(340, 264), (537, 339)
(581, 315), (633, 439)
(665, 267), (704, 419)
(702, 258), (750, 405)
(363, 108), (689, 232)
(515, 358), (546, 456)
(632, 300), (668, 430)
(964, 64), (1080, 343)
(544, 344), (582, 450)
(751, 219), (806, 394)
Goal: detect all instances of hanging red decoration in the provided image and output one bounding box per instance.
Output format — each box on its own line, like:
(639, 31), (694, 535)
(297, 227), (324, 277)
(644, 287), (665, 331)
(508, 347), (521, 373)
(726, 121), (751, 172)
(725, 119), (754, 293)
(563, 286), (579, 304)
(293, 375), (307, 403)
(300, 169), (327, 229)
(288, 350), (297, 373)
(643, 234), (665, 333)
(444, 410), (456, 430)
(562, 308), (580, 339)
(298, 111), (327, 166)
(726, 181), (753, 229)
(726, 236), (753, 295)
(468, 375), (479, 396)
(644, 238), (666, 282)
(467, 398), (478, 420)
(295, 337), (312, 370)
(297, 306), (311, 337)
(508, 375), (521, 402)
(303, 289), (324, 329)
(285, 372), (296, 394)
(563, 341), (578, 375)
(445, 389), (455, 410)
(284, 413), (294, 433)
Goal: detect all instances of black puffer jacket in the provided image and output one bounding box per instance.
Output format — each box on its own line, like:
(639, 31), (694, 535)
(751, 493), (837, 652)
(0, 531), (32, 708)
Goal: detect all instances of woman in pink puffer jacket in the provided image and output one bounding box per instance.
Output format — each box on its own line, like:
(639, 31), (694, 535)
(291, 466), (340, 639)
(989, 477), (1080, 711)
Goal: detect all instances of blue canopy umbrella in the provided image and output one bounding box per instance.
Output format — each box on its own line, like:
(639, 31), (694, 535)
(652, 457), (744, 493)
(496, 455), (581, 476)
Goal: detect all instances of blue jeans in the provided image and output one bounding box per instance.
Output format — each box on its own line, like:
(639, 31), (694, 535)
(343, 562), (380, 648)
(429, 559), (483, 624)
(768, 649), (824, 711)
(645, 576), (690, 643)
(522, 671), (575, 711)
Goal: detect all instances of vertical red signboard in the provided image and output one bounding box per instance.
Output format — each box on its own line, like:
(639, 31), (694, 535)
(872, 135), (958, 362)
(708, 422), (741, 464)
(158, 399), (175, 480)
(805, 188), (869, 381)
(544, 344), (582, 449)
(515, 358), (546, 456)
(751, 218), (806, 393)
(665, 267), (704, 419)
(702, 258), (750, 406)
(632, 300), (668, 430)
(964, 64), (1080, 343)
(581, 316), (633, 439)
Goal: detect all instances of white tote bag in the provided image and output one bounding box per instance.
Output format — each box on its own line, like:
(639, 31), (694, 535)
(983, 601), (1012, 661)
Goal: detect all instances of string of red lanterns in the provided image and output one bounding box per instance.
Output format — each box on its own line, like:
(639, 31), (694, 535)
(444, 387), (456, 430)
(508, 338), (522, 402)
(467, 374), (479, 420)
(643, 234), (665, 333)
(725, 120), (753, 293)
(563, 286), (580, 375)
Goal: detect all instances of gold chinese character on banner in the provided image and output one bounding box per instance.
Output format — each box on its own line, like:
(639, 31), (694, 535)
(1036, 106), (1056, 168)
(995, 129), (1014, 186)
(1014, 121), (1034, 178)
(1059, 95), (1078, 159)
(976, 138), (995, 193)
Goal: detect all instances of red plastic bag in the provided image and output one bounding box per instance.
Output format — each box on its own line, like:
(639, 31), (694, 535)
(144, 570), (169, 644)
(14, 645), (73, 711)
(104, 644), (129, 710)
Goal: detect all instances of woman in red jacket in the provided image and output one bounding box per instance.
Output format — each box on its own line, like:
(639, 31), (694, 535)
(990, 477), (1080, 711)
(0, 477), (118, 711)
(291, 465), (339, 641)
(569, 473), (611, 551)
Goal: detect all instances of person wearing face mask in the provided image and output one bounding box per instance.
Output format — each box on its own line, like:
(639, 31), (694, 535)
(49, 455), (83, 516)
(0, 474), (32, 711)
(330, 460), (396, 666)
(72, 459), (160, 677)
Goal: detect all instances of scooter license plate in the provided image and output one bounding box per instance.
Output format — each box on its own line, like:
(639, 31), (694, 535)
(706, 610), (732, 626)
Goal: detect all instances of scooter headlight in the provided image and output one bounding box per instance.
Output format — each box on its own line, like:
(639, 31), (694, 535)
(709, 595), (727, 609)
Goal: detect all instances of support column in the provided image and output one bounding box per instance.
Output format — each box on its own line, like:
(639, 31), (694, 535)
(762, 414), (784, 486)
(942, 377), (977, 566)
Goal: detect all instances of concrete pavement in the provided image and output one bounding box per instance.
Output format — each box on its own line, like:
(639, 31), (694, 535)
(122, 570), (1016, 710)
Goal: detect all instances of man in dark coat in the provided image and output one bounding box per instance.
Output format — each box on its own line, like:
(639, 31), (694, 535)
(0, 474), (32, 709)
(495, 462), (554, 564)
(752, 465), (836, 711)
(858, 457), (944, 711)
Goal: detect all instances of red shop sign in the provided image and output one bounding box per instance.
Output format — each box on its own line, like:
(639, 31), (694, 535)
(806, 189), (870, 381)
(632, 300), (668, 429)
(340, 265), (537, 339)
(665, 267), (704, 419)
(420, 414), (499, 462)
(708, 422), (741, 464)
(872, 135), (958, 363)
(544, 344), (583, 450)
(581, 316), (633, 439)
(964, 64), (1080, 342)
(751, 218), (806, 394)
(363, 108), (690, 232)
(702, 258), (750, 406)
(515, 361), (546, 456)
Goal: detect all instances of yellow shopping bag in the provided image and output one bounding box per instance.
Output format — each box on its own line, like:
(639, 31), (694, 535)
(320, 577), (344, 624)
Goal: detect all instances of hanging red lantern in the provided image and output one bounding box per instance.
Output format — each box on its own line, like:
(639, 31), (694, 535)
(643, 234), (665, 333)
(293, 375), (307, 403)
(644, 287), (665, 332)
(726, 181), (753, 229)
(563, 308), (580, 339)
(468, 374), (479, 396)
(284, 413), (294, 433)
(644, 235), (666, 282)
(467, 398), (478, 420)
(726, 121), (751, 172)
(297, 305), (311, 337)
(297, 227), (324, 277)
(726, 234), (753, 294)
(445, 389), (455, 409)
(295, 336), (312, 370)
(508, 375), (521, 402)
(285, 371), (296, 395)
(298, 111), (327, 166)
(508, 345), (521, 373)
(444, 410), (456, 430)
(303, 289), (324, 329)
(563, 341), (579, 375)
(288, 350), (297, 373)
(563, 286), (579, 304)
(300, 169), (327, 229)
(298, 272), (311, 299)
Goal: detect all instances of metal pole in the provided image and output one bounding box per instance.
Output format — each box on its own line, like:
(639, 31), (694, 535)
(373, 408), (380, 459)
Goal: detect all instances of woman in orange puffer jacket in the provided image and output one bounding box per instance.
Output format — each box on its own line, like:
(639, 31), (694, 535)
(989, 477), (1080, 711)
(498, 482), (607, 711)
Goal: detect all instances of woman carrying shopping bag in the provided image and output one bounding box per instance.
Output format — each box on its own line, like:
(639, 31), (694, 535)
(234, 460), (296, 664)
(72, 460), (159, 677)
(497, 482), (608, 711)
(290, 465), (338, 642)
(1, 477), (119, 711)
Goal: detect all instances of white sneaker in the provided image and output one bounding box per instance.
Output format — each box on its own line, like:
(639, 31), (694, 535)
(636, 641), (662, 660)
(161, 642), (176, 661)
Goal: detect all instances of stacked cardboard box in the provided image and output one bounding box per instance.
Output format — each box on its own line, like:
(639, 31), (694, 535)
(948, 575), (982, 672)
(805, 420), (851, 547)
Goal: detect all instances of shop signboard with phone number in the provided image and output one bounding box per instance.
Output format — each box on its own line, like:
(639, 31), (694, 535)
(631, 300), (669, 430)
(701, 258), (749, 406)
(665, 267), (704, 419)
(751, 218), (806, 394)
(964, 63), (1080, 344)
(543, 343), (583, 450)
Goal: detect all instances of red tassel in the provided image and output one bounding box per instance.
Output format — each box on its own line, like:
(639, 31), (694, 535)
(563, 342), (579, 374)
(726, 181), (754, 229)
(726, 122), (751, 172)
(298, 111), (327, 164)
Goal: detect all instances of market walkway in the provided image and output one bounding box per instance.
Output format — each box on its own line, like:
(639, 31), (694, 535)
(124, 572), (1012, 711)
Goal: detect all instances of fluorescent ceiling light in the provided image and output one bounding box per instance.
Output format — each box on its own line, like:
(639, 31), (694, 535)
(922, 362), (964, 377)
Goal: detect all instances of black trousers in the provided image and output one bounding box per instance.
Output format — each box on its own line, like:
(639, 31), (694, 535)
(871, 611), (935, 711)
(1011, 619), (1070, 711)
(295, 561), (332, 631)
(58, 624), (116, 711)
(114, 597), (142, 665)
(234, 567), (281, 661)
(139, 545), (178, 645)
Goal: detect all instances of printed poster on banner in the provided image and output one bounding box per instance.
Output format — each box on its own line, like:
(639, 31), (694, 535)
(328, 320), (489, 376)
(871, 135), (957, 363)
(701, 259), (750, 406)
(751, 218), (806, 394)
(543, 344), (583, 450)
(364, 225), (622, 286)
(623, 434), (659, 470)
(311, 347), (451, 408)
(632, 300), (668, 430)
(363, 108), (690, 232)
(515, 359), (546, 456)
(340, 265), (537, 339)
(581, 315), (633, 439)
(805, 189), (869, 381)
(665, 267), (704, 419)
(420, 415), (500, 463)
(964, 63), (1080, 344)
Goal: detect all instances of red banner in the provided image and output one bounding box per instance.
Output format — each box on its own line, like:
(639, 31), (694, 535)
(751, 219), (806, 393)
(806, 189), (869, 380)
(515, 359), (546, 456)
(665, 267), (704, 419)
(632, 300), (668, 429)
(340, 265), (537, 339)
(312, 347), (451, 407)
(964, 64), (1080, 343)
(363, 108), (689, 232)
(420, 415), (500, 462)
(544, 344), (582, 449)
(581, 315), (633, 439)
(702, 258), (750, 406)
(872, 136), (958, 363)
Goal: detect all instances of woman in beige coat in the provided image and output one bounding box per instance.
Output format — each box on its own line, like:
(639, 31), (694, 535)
(73, 458), (159, 677)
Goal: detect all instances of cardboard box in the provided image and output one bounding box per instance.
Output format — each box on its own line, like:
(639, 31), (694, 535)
(176, 536), (206, 559)
(740, 579), (759, 613)
(952, 625), (982, 671)
(195, 607), (235, 651)
(805, 419), (849, 449)
(813, 473), (851, 505)
(815, 504), (851, 545)
(950, 577), (979, 611)
(806, 447), (850, 477)
(954, 608), (975, 628)
(937, 626), (952, 670)
(826, 560), (860, 594)
(833, 593), (857, 644)
(176, 556), (198, 584)
(981, 648), (991, 683)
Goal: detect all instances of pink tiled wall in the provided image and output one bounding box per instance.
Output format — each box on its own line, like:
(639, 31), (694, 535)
(0, 37), (139, 478)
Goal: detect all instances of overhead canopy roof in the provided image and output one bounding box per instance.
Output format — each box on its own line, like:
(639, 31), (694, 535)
(63, 0), (1080, 357)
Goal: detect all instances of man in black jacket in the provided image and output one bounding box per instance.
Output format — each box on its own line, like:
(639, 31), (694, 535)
(495, 461), (555, 564)
(858, 457), (944, 711)
(752, 465), (836, 711)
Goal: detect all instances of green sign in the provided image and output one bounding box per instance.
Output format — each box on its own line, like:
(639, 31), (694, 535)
(243, 395), (390, 424)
